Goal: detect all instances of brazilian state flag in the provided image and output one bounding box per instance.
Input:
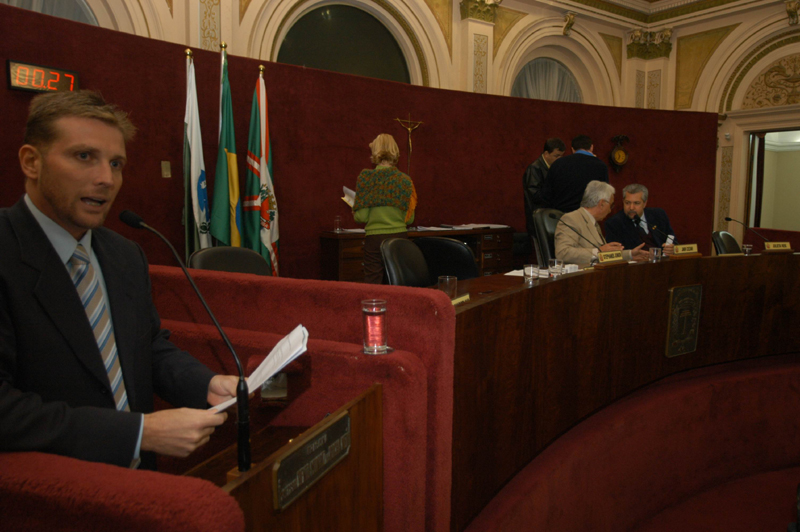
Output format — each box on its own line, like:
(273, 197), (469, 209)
(210, 48), (242, 246)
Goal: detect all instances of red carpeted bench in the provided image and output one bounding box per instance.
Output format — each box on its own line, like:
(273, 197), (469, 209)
(466, 355), (800, 532)
(0, 451), (244, 532)
(150, 266), (456, 532)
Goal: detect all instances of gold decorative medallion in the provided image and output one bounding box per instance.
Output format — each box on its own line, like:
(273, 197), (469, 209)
(666, 284), (702, 357)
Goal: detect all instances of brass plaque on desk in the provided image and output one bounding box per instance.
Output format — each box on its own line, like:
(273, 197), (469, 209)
(765, 242), (793, 252)
(666, 284), (702, 358)
(272, 411), (351, 510)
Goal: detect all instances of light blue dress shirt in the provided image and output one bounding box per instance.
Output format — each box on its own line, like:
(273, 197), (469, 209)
(24, 195), (144, 462)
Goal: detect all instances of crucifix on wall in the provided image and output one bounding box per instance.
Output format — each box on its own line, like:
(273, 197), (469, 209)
(395, 113), (423, 175)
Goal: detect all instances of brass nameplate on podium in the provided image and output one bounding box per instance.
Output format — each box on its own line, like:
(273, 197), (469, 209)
(666, 284), (702, 357)
(764, 242), (793, 252)
(595, 250), (627, 269)
(272, 410), (351, 510)
(671, 244), (702, 259)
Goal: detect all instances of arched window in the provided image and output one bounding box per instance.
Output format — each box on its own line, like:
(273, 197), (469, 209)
(0, 0), (97, 25)
(511, 58), (582, 103)
(278, 5), (410, 84)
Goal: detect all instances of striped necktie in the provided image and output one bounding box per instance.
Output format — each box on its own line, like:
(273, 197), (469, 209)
(68, 245), (129, 412)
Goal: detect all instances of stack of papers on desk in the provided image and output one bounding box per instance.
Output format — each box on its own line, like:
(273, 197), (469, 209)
(415, 226), (453, 231)
(210, 324), (309, 413)
(441, 223), (510, 230)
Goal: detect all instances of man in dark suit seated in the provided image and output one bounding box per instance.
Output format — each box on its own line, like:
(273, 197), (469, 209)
(604, 183), (676, 256)
(0, 90), (239, 470)
(540, 134), (609, 213)
(555, 180), (648, 265)
(522, 137), (565, 237)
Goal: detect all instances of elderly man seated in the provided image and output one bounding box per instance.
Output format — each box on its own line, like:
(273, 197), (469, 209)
(555, 180), (648, 265)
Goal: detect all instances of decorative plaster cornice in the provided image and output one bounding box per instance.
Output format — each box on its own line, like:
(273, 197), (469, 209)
(627, 27), (673, 59)
(460, 0), (499, 23)
(720, 29), (800, 112)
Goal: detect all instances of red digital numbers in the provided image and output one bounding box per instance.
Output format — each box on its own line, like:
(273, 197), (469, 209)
(9, 61), (78, 92)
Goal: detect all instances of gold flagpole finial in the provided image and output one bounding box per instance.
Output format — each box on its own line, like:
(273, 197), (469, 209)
(220, 41), (228, 50)
(185, 48), (193, 58)
(259, 65), (265, 73)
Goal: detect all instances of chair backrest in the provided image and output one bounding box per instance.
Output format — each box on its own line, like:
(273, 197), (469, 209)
(414, 237), (480, 282)
(188, 247), (272, 275)
(380, 238), (431, 287)
(533, 208), (564, 265)
(712, 231), (742, 255)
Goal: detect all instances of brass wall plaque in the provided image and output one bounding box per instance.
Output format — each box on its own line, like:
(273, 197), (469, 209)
(272, 411), (351, 510)
(666, 284), (702, 357)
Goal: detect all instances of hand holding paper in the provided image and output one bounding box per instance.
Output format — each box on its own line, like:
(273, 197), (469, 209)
(209, 324), (309, 413)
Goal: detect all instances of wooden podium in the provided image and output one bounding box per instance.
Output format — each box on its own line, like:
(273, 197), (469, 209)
(183, 385), (383, 532)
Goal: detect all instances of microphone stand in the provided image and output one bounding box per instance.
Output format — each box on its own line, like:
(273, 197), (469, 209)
(120, 211), (251, 472)
(725, 217), (770, 242)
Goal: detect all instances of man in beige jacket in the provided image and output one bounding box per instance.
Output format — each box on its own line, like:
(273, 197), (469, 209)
(555, 180), (649, 265)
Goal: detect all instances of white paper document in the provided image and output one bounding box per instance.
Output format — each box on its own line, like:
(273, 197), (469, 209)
(210, 324), (309, 413)
(415, 226), (454, 231)
(342, 186), (355, 207)
(442, 224), (511, 230)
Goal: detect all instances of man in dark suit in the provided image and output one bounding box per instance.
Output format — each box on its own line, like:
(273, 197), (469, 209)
(0, 90), (238, 469)
(604, 183), (677, 256)
(541, 134), (609, 213)
(523, 137), (565, 236)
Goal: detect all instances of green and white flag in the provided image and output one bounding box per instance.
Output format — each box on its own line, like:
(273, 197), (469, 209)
(243, 68), (279, 275)
(183, 52), (211, 261)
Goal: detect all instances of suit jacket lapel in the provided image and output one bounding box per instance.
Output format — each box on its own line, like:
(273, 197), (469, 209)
(93, 231), (140, 410)
(9, 200), (111, 392)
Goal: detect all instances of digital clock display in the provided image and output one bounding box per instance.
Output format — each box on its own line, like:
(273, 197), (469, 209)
(7, 60), (80, 93)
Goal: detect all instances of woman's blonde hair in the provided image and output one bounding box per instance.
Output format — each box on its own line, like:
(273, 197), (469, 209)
(370, 134), (399, 165)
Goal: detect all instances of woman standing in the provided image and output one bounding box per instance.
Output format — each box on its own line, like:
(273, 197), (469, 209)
(353, 134), (417, 284)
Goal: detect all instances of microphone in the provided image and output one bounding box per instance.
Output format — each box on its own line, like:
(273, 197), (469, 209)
(725, 217), (769, 242)
(120, 210), (251, 472)
(549, 213), (603, 249)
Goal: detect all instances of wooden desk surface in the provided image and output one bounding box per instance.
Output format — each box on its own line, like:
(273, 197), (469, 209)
(449, 253), (800, 531)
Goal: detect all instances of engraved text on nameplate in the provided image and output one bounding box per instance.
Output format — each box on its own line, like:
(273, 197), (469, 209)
(273, 411), (351, 510)
(674, 244), (698, 255)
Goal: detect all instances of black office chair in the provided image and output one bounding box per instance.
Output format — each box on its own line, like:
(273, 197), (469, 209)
(711, 231), (742, 255)
(380, 238), (431, 287)
(414, 237), (480, 282)
(188, 246), (272, 275)
(532, 208), (564, 265)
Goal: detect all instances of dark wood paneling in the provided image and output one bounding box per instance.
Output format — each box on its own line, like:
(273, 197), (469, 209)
(225, 385), (383, 532)
(450, 254), (800, 531)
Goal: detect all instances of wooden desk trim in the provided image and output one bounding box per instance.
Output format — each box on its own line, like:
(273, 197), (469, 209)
(449, 254), (800, 531)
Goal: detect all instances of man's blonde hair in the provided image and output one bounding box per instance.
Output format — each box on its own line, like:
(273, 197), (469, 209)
(369, 134), (400, 165)
(24, 90), (136, 149)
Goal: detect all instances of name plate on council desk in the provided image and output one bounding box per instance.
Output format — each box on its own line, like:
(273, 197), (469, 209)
(273, 410), (351, 510)
(597, 250), (624, 263)
(674, 244), (698, 255)
(765, 242), (793, 251)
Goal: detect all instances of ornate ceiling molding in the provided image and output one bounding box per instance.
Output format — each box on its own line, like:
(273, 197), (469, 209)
(720, 28), (800, 112)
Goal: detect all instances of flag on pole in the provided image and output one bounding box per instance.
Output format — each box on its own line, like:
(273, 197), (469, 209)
(210, 43), (243, 246)
(183, 50), (212, 261)
(243, 67), (280, 275)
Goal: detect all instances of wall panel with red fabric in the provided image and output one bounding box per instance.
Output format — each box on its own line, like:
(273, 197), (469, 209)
(0, 4), (718, 278)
